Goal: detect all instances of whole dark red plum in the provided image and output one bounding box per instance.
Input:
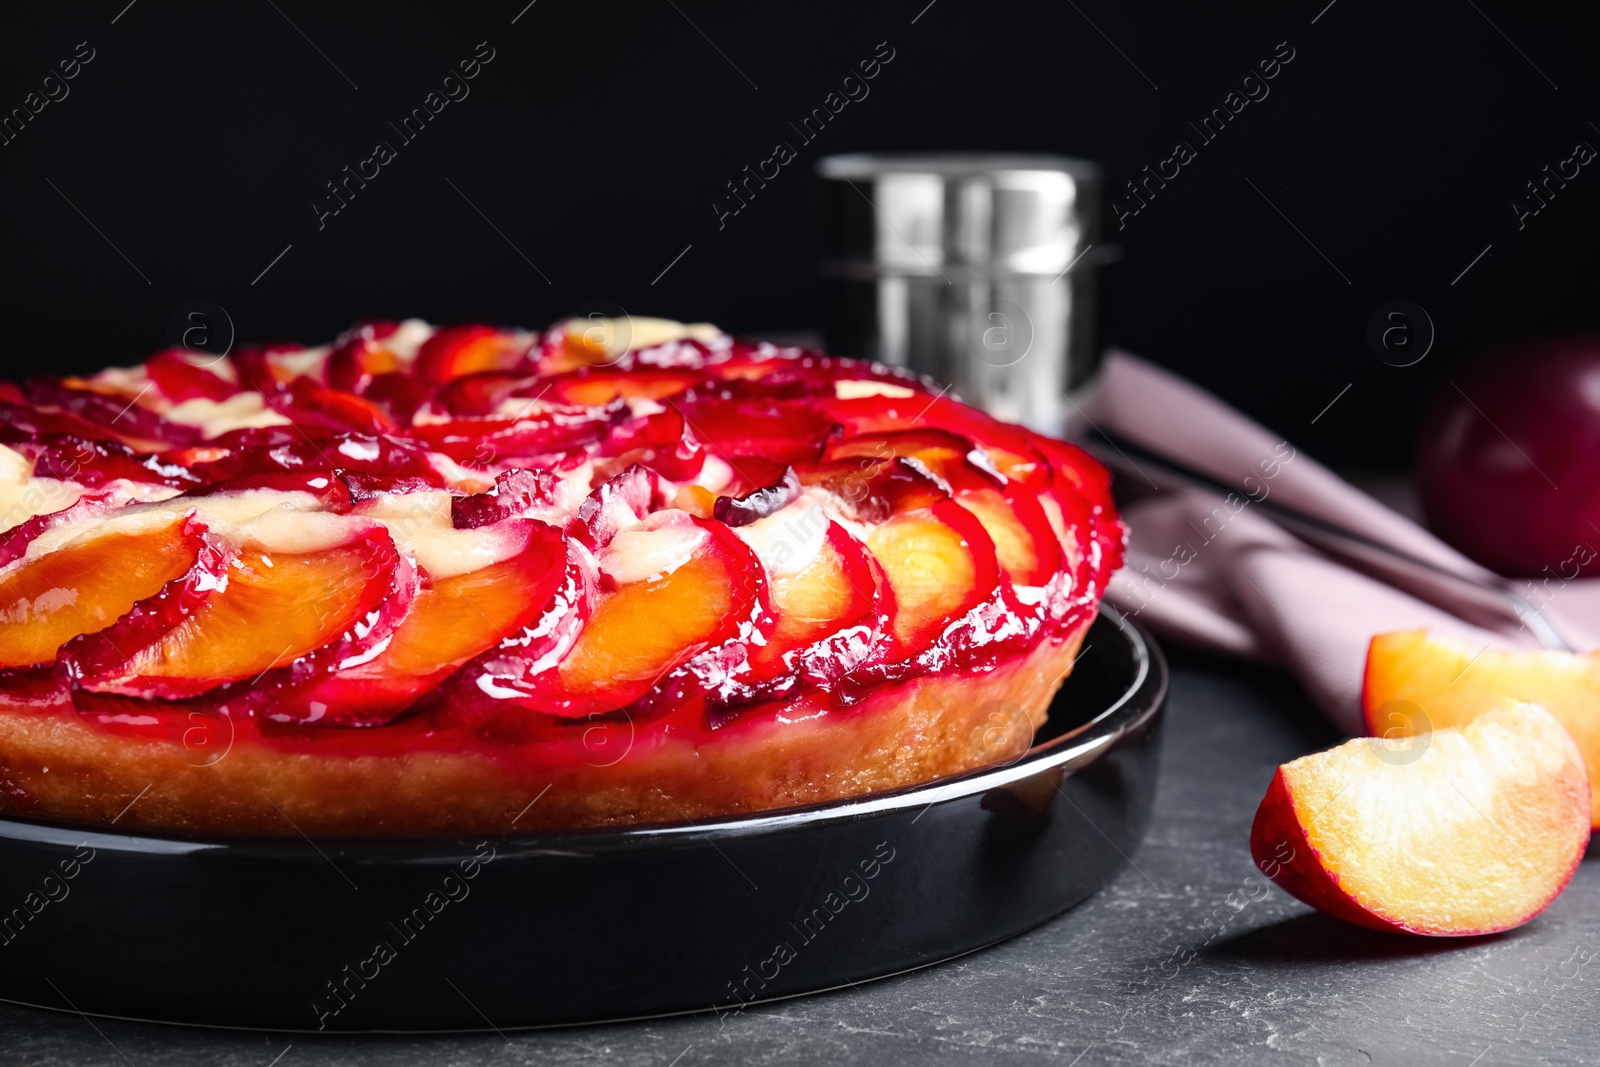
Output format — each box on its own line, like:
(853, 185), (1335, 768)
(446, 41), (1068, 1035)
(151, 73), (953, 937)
(1418, 335), (1600, 577)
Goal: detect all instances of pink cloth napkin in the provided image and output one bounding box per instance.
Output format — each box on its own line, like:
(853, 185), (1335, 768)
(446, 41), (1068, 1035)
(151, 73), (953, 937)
(1085, 351), (1600, 734)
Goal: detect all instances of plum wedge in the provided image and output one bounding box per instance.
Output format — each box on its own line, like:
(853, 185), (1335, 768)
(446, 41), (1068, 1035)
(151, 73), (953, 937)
(558, 516), (764, 710)
(467, 513), (765, 718)
(326, 321), (403, 393)
(739, 515), (884, 684)
(868, 500), (999, 652)
(415, 325), (528, 383)
(266, 520), (571, 725)
(1364, 628), (1600, 826)
(0, 516), (205, 669)
(1251, 702), (1590, 935)
(955, 486), (1063, 590)
(71, 522), (401, 699)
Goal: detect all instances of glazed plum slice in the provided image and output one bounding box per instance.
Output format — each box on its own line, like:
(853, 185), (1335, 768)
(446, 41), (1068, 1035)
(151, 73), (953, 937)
(955, 485), (1064, 590)
(739, 516), (884, 684)
(1035, 435), (1125, 573)
(277, 377), (402, 436)
(360, 371), (434, 426)
(794, 453), (953, 526)
(671, 394), (836, 467)
(187, 432), (448, 488)
(267, 521), (571, 726)
(415, 325), (528, 383)
(0, 400), (149, 450)
(824, 392), (1054, 489)
(24, 378), (198, 450)
(0, 487), (140, 568)
(559, 515), (765, 710)
(569, 465), (663, 551)
(868, 499), (1000, 652)
(714, 465), (802, 527)
(546, 367), (705, 407)
(326, 321), (402, 393)
(824, 429), (1004, 492)
(19, 434), (200, 490)
(144, 349), (237, 404)
(470, 514), (764, 718)
(409, 404), (618, 464)
(229, 342), (325, 394)
(71, 522), (401, 699)
(598, 408), (705, 482)
(431, 371), (556, 418)
(0, 516), (205, 669)
(1031, 478), (1098, 607)
(823, 430), (1060, 589)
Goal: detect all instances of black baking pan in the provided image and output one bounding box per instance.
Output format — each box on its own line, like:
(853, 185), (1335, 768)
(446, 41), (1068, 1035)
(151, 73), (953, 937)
(0, 607), (1166, 1032)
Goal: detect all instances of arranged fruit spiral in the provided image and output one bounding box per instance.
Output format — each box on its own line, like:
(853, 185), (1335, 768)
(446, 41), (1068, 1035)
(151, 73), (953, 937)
(0, 317), (1122, 834)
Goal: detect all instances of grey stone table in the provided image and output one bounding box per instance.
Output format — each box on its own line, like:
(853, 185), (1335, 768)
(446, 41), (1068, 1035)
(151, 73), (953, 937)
(2, 651), (1595, 1066)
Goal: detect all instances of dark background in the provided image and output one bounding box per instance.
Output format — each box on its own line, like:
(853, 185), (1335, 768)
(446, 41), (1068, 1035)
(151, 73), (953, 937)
(1, 0), (1596, 465)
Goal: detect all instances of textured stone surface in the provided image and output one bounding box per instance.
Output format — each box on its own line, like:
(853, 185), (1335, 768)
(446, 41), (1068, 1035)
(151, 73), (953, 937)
(2, 651), (1595, 1065)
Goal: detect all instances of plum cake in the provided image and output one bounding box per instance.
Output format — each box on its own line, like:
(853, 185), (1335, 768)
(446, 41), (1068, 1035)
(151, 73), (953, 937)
(0, 318), (1122, 834)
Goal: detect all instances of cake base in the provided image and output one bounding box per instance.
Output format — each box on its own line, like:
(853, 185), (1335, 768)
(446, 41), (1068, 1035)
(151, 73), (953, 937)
(0, 621), (1090, 836)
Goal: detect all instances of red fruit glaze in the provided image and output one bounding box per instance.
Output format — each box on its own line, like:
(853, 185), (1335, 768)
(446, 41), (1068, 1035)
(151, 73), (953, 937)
(570, 465), (662, 550)
(452, 468), (557, 529)
(0, 488), (137, 567)
(0, 318), (1122, 761)
(145, 350), (236, 404)
(742, 521), (885, 687)
(263, 522), (568, 727)
(416, 325), (528, 383)
(70, 523), (401, 700)
(24, 378), (198, 449)
(326, 321), (402, 394)
(714, 466), (801, 527)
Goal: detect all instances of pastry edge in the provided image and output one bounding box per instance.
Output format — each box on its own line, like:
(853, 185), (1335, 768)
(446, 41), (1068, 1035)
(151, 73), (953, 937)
(0, 617), (1093, 836)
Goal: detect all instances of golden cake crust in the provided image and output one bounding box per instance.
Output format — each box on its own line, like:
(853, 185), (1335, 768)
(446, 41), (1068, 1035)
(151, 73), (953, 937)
(0, 626), (1086, 836)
